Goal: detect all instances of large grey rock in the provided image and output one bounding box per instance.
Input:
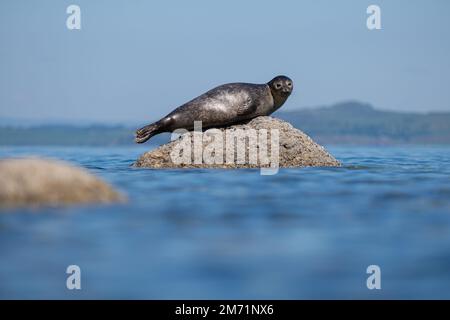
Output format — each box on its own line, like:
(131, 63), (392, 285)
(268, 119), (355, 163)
(0, 158), (125, 208)
(134, 116), (340, 168)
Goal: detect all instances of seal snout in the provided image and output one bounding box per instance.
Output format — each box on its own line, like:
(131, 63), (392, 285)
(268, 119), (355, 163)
(282, 87), (292, 95)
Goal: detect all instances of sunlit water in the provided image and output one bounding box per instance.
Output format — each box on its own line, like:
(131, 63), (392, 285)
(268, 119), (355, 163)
(0, 145), (450, 299)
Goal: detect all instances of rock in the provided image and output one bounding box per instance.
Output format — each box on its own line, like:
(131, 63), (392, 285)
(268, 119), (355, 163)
(134, 116), (340, 168)
(0, 158), (125, 208)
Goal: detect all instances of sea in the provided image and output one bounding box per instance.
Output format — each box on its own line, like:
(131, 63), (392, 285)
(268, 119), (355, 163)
(0, 145), (450, 299)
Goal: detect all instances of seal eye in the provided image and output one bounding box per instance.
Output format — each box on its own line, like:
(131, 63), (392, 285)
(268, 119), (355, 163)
(275, 83), (282, 89)
(287, 82), (292, 87)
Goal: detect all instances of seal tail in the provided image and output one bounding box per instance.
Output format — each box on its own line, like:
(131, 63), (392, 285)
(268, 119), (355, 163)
(135, 122), (162, 144)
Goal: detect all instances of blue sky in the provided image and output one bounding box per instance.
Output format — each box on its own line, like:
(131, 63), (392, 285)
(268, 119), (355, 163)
(1, 0), (449, 124)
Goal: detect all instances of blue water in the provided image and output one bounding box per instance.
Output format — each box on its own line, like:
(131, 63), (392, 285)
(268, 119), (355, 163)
(0, 145), (450, 299)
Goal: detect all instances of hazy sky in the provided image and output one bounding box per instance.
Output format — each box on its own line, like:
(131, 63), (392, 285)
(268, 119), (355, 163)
(1, 0), (449, 124)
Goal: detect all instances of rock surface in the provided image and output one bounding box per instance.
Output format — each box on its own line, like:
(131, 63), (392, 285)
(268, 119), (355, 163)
(134, 116), (340, 168)
(0, 158), (125, 208)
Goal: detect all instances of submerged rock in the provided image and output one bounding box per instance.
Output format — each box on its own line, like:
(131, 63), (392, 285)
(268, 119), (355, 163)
(0, 158), (125, 208)
(134, 116), (340, 169)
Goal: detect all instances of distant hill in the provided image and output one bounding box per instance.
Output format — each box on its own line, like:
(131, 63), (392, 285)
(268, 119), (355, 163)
(1, 102), (449, 145)
(276, 102), (450, 145)
(0, 125), (131, 146)
(0, 125), (171, 146)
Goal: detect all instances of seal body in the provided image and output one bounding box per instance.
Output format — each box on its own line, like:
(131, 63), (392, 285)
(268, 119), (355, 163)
(136, 75), (293, 143)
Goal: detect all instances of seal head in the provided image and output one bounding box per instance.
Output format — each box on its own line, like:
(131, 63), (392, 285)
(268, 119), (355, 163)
(267, 75), (293, 109)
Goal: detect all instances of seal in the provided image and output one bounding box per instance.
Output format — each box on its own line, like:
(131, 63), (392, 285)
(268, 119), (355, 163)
(135, 75), (293, 143)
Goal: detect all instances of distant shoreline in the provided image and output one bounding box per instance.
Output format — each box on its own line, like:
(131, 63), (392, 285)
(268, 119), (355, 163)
(1, 102), (449, 146)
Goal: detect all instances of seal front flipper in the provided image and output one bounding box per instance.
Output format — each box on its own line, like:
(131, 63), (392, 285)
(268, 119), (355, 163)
(236, 97), (258, 117)
(135, 121), (162, 144)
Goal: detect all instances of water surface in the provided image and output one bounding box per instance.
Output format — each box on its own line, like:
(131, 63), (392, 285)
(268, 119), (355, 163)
(0, 145), (449, 299)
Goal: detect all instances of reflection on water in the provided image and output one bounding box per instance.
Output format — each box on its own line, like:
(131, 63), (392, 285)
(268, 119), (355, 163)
(1, 145), (450, 298)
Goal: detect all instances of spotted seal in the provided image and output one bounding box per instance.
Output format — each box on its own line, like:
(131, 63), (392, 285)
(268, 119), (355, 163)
(135, 75), (293, 143)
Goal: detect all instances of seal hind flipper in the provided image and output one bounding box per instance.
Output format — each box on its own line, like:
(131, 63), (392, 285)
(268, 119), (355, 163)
(135, 122), (162, 144)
